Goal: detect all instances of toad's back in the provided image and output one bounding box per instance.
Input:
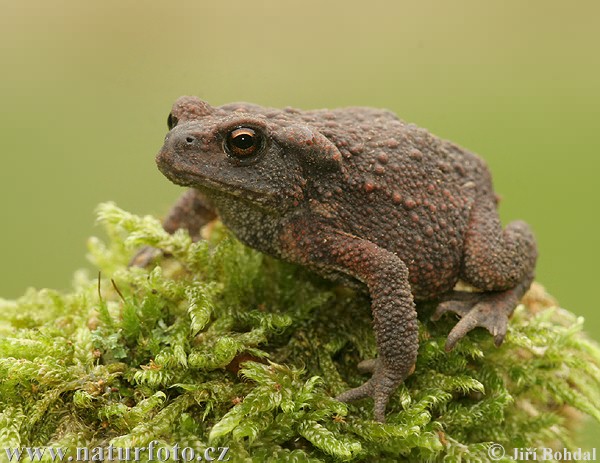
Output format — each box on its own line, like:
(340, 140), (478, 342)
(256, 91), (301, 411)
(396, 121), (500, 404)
(275, 106), (493, 299)
(187, 102), (495, 298)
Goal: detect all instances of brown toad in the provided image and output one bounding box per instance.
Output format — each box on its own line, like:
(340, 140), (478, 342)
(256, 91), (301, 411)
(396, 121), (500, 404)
(144, 96), (537, 422)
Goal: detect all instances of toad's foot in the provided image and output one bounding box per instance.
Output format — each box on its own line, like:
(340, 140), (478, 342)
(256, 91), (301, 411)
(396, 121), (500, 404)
(431, 288), (522, 351)
(129, 246), (163, 267)
(336, 358), (411, 422)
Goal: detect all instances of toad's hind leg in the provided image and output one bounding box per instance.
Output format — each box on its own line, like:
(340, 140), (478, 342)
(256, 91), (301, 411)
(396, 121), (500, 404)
(432, 198), (537, 351)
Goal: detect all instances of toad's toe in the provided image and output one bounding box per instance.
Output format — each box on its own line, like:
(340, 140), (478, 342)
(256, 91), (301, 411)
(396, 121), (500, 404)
(433, 290), (519, 351)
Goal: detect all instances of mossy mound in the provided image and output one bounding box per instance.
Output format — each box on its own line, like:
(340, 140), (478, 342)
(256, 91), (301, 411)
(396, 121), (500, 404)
(0, 203), (598, 462)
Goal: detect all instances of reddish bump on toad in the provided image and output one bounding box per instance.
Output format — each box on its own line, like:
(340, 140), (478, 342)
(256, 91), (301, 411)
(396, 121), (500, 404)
(139, 96), (537, 422)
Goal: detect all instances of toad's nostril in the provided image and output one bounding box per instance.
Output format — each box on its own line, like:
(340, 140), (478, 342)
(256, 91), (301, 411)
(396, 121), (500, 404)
(185, 136), (195, 144)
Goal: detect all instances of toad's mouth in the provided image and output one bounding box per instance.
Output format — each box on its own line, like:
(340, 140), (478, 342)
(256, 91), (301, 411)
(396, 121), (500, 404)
(157, 161), (278, 211)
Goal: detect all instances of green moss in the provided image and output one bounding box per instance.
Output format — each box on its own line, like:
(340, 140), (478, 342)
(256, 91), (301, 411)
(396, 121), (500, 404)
(0, 202), (598, 462)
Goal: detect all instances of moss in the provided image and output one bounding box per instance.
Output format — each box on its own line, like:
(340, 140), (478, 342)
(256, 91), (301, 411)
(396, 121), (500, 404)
(0, 202), (598, 462)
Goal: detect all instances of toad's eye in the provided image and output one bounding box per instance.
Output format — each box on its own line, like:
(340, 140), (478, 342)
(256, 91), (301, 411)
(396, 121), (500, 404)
(167, 113), (178, 130)
(225, 127), (263, 158)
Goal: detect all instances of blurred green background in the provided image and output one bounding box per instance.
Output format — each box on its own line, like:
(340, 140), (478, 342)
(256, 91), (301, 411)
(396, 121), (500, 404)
(1, 0), (598, 448)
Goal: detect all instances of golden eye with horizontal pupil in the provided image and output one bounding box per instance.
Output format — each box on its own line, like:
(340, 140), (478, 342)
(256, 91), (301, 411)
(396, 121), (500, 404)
(226, 127), (261, 157)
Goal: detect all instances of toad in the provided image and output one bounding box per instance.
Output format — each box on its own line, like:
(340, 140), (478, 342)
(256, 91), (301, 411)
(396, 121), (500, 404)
(140, 96), (537, 422)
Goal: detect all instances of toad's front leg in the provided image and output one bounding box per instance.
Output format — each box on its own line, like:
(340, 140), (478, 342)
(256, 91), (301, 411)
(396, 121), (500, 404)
(130, 189), (217, 267)
(280, 219), (418, 422)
